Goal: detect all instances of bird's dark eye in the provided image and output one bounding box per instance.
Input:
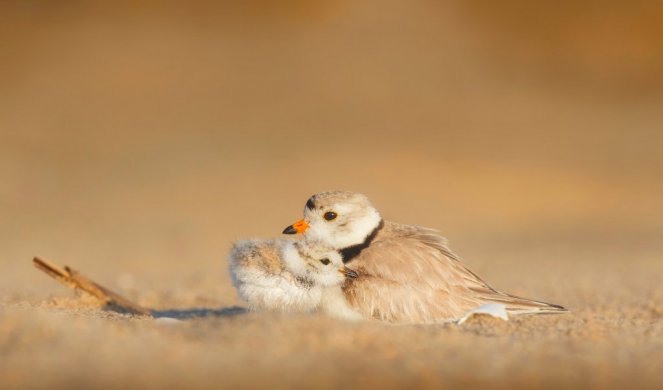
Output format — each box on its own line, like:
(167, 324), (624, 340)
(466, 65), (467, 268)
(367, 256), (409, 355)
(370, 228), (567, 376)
(323, 211), (337, 221)
(320, 258), (331, 265)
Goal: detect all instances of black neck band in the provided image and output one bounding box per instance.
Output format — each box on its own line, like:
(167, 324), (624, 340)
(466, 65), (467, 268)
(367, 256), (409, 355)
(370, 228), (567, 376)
(339, 220), (384, 264)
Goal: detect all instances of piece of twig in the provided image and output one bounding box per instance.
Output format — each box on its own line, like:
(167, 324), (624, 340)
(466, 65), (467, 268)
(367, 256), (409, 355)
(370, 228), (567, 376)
(33, 257), (152, 316)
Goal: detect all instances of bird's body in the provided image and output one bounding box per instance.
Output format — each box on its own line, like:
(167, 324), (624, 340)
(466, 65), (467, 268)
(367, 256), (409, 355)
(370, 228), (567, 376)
(340, 220), (565, 323)
(228, 239), (321, 312)
(283, 191), (567, 324)
(228, 237), (359, 316)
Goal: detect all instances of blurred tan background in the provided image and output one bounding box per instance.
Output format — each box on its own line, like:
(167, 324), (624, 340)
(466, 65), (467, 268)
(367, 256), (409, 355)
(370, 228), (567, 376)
(2, 0), (661, 289)
(1, 1), (662, 388)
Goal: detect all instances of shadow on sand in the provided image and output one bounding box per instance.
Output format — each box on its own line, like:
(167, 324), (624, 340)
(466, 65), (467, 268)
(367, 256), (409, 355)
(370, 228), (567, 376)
(150, 306), (248, 320)
(31, 257), (249, 320)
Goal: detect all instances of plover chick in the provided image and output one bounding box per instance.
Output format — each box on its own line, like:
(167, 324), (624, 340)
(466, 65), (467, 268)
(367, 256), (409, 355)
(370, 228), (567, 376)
(281, 240), (363, 321)
(283, 191), (567, 324)
(228, 238), (356, 314)
(229, 238), (318, 312)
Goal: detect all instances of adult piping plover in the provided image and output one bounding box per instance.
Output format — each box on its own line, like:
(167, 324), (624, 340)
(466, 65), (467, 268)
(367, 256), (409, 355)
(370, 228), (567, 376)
(228, 238), (356, 314)
(283, 191), (567, 324)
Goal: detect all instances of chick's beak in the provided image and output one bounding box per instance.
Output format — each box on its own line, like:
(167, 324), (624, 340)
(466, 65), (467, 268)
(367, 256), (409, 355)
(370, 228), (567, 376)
(282, 219), (309, 234)
(339, 266), (358, 279)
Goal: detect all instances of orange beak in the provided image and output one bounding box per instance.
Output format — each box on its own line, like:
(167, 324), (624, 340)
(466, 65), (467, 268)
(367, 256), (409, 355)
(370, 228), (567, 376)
(282, 219), (309, 234)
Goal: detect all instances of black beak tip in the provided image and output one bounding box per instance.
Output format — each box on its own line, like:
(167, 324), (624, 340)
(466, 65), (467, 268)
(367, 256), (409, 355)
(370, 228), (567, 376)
(282, 225), (297, 235)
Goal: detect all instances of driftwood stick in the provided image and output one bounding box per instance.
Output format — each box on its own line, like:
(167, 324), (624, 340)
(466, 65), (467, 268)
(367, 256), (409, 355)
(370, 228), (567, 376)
(33, 257), (152, 317)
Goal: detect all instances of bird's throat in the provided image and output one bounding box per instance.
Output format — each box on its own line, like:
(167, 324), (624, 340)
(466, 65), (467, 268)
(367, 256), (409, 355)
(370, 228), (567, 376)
(339, 220), (384, 263)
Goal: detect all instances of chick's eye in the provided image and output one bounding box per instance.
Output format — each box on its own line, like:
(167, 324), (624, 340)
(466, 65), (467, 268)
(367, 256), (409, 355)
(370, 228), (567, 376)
(319, 258), (331, 265)
(323, 211), (337, 221)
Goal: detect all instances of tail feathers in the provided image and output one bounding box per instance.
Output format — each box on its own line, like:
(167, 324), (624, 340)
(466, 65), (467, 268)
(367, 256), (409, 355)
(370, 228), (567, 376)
(477, 292), (568, 315)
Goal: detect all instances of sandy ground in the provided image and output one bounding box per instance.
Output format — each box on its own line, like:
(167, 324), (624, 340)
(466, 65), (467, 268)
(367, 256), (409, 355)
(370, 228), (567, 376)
(2, 238), (662, 389)
(1, 1), (663, 388)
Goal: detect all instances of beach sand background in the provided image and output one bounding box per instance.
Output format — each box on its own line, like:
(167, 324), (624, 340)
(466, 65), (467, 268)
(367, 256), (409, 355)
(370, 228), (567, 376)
(1, 1), (662, 388)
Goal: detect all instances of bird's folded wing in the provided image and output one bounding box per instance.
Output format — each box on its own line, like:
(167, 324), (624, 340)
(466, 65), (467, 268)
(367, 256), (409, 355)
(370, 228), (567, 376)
(344, 235), (491, 322)
(353, 233), (495, 294)
(346, 227), (566, 320)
